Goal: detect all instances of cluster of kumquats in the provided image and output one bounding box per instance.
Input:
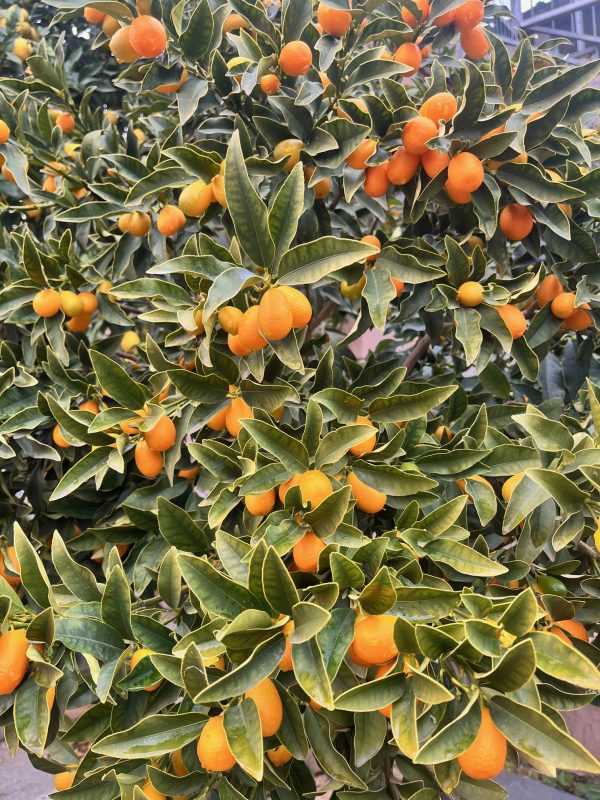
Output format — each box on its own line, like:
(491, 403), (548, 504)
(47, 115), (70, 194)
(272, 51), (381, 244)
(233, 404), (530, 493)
(83, 6), (169, 63)
(1, 4), (38, 60)
(0, 107), (89, 212)
(31, 285), (99, 332)
(73, 0), (564, 284)
(48, 382), (180, 481)
(16, 614), (516, 784)
(218, 286), (313, 357)
(450, 270), (594, 341)
(280, 0), (489, 78)
(534, 274), (594, 331)
(1, 0), (599, 797)
(452, 270), (592, 338)
(191, 613), (505, 778)
(108, 171), (224, 238)
(261, 2), (496, 208)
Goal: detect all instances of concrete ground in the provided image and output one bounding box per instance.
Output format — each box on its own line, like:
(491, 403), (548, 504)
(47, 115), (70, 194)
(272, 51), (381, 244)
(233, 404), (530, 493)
(499, 772), (577, 799)
(0, 742), (53, 799)
(0, 743), (579, 800)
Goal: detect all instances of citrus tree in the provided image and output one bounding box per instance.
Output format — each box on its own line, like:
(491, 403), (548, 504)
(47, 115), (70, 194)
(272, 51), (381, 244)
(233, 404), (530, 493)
(0, 0), (600, 798)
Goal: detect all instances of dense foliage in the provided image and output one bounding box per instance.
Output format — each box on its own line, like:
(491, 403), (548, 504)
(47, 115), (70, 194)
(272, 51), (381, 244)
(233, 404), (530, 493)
(0, 0), (599, 798)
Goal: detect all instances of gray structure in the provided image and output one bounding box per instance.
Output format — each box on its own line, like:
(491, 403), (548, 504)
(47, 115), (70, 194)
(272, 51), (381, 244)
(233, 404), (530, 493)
(491, 0), (600, 62)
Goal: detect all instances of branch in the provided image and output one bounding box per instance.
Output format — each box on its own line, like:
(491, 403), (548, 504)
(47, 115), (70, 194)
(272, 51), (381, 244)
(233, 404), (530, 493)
(403, 334), (431, 375)
(403, 321), (454, 375)
(576, 540), (599, 562)
(307, 299), (337, 337)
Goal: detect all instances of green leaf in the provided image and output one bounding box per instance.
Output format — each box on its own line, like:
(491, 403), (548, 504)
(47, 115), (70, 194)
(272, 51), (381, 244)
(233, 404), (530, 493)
(315, 425), (376, 468)
(423, 539), (507, 577)
(86, 406), (135, 434)
(55, 617), (124, 661)
(1, 139), (30, 194)
(304, 708), (368, 789)
(394, 587), (461, 622)
(203, 268), (260, 322)
(55, 201), (125, 223)
(192, 634), (285, 703)
(414, 694), (480, 765)
(269, 163), (305, 269)
(318, 607), (355, 681)
(127, 166), (189, 205)
(89, 351), (148, 411)
(512, 409), (574, 452)
(496, 163), (584, 202)
(482, 445), (540, 476)
(101, 565), (133, 640)
(263, 546), (300, 615)
(363, 269), (397, 331)
(312, 388), (363, 423)
(292, 637), (334, 710)
(241, 419), (309, 473)
(498, 589), (538, 637)
(464, 619), (503, 657)
(503, 474), (549, 532)
(180, 0), (213, 58)
(472, 175), (501, 238)
(224, 699), (263, 781)
(330, 552), (365, 590)
(0, 575), (25, 613)
(454, 307), (482, 367)
(278, 685), (309, 759)
(27, 608), (55, 656)
(412, 671), (454, 704)
(169, 370), (229, 405)
(376, 247), (445, 283)
(229, 0), (276, 38)
(239, 385), (293, 419)
(180, 642), (207, 699)
(303, 486), (352, 537)
(292, 602), (331, 643)
(530, 631), (600, 690)
(49, 447), (114, 501)
(225, 130), (275, 268)
(335, 672), (405, 712)
(14, 524), (53, 609)
(158, 547), (182, 610)
(369, 385), (457, 422)
(358, 567), (397, 614)
(522, 60), (600, 115)
(491, 695), (600, 772)
(178, 554), (263, 619)
(157, 497), (209, 552)
(282, 0), (312, 41)
(453, 60), (485, 131)
(527, 469), (588, 513)
(354, 711), (388, 768)
(479, 639), (536, 692)
(353, 462), (437, 496)
(94, 713), (206, 758)
(51, 532), (101, 602)
(278, 237), (378, 285)
(14, 678), (51, 756)
(445, 238), (470, 287)
(22, 233), (45, 286)
(414, 497), (467, 535)
(391, 680), (418, 758)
